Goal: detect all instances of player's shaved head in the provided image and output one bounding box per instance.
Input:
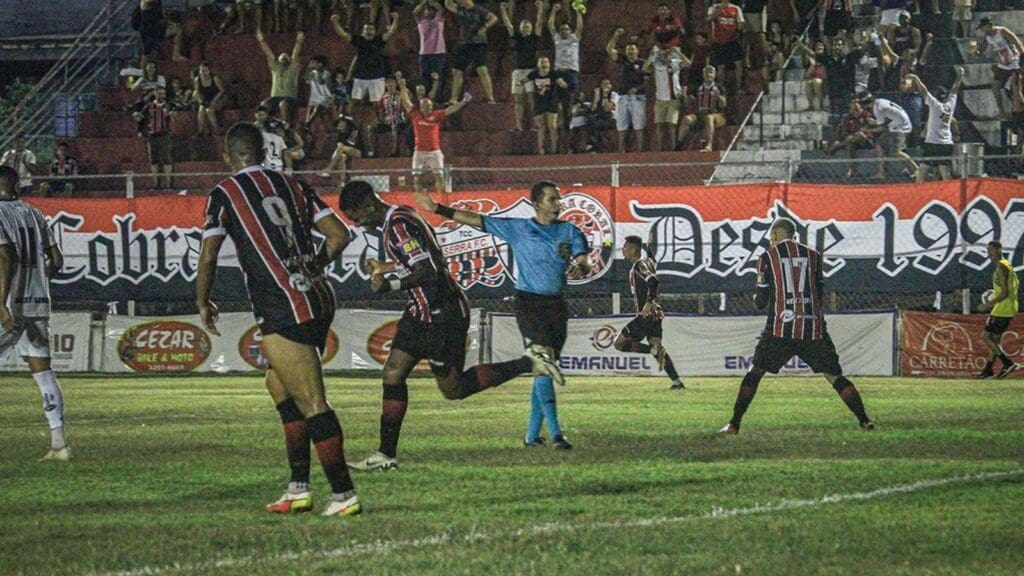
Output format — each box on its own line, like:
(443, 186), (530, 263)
(624, 235), (644, 249)
(339, 180), (377, 212)
(530, 180), (559, 203)
(0, 165), (18, 198)
(771, 218), (797, 239)
(224, 122), (266, 166)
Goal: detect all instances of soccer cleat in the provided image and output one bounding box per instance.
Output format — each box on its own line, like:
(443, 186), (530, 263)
(265, 491), (313, 514)
(655, 345), (667, 372)
(718, 423), (739, 435)
(525, 345), (565, 387)
(551, 435), (573, 450)
(977, 370), (995, 380)
(321, 493), (362, 517)
(523, 436), (547, 447)
(40, 446), (72, 461)
(669, 379), (685, 391)
(996, 362), (1020, 379)
(348, 451), (398, 471)
(861, 421), (876, 431)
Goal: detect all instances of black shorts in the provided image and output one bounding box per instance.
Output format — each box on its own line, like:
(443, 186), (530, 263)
(984, 316), (1013, 337)
(148, 133), (173, 165)
(752, 332), (843, 375)
(620, 315), (663, 341)
(265, 309), (335, 356)
(391, 304), (470, 377)
(454, 43), (488, 69)
(514, 290), (569, 358)
(710, 40), (743, 68)
(824, 10), (852, 38)
(922, 142), (954, 167)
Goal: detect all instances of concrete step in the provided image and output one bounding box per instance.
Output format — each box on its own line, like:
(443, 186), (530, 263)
(722, 149), (802, 164)
(735, 138), (819, 151)
(761, 93), (815, 114)
(742, 124), (825, 141)
(753, 110), (830, 126)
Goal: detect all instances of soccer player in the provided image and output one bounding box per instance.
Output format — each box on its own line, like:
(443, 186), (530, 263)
(415, 180), (592, 449)
(614, 235), (684, 390)
(720, 218), (874, 434)
(0, 165), (70, 461)
(978, 240), (1020, 379)
(195, 122), (362, 517)
(338, 180), (560, 470)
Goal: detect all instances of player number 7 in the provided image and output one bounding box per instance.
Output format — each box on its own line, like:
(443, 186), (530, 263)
(780, 257), (808, 295)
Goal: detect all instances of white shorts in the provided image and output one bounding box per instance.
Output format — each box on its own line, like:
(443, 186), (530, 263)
(616, 94), (647, 131)
(351, 78), (386, 101)
(511, 69), (535, 95)
(879, 8), (903, 26)
(0, 317), (51, 360)
(412, 150), (445, 171)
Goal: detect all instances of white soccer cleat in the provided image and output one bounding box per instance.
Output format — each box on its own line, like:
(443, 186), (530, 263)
(525, 344), (565, 387)
(265, 491), (313, 514)
(321, 493), (363, 517)
(718, 423), (739, 435)
(40, 446), (72, 461)
(348, 451), (398, 471)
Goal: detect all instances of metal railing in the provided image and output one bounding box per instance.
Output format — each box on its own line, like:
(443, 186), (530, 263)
(0, 0), (137, 152)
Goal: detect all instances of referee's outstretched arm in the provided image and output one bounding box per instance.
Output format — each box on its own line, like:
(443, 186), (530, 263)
(413, 190), (484, 230)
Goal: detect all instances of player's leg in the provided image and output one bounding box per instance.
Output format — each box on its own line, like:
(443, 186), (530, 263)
(259, 333), (360, 515)
(721, 336), (789, 433)
(823, 372), (873, 429)
(648, 336), (683, 390)
(613, 318), (651, 354)
(803, 333), (873, 429)
(537, 301), (570, 448)
(263, 368), (313, 513)
(981, 317), (1015, 378)
(433, 314), (533, 401)
(17, 319), (70, 460)
(524, 383), (547, 446)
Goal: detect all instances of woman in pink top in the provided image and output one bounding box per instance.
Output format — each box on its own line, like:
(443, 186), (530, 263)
(415, 0), (447, 96)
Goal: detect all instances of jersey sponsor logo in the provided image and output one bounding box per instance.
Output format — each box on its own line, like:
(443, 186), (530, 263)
(402, 239), (421, 254)
(589, 324), (618, 351)
(238, 324), (338, 370)
(558, 355), (652, 371)
(117, 320), (212, 372)
(779, 309), (796, 323)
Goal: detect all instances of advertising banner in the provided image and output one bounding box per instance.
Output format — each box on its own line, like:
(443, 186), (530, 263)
(25, 179), (1024, 302)
(900, 311), (1023, 378)
(102, 309), (480, 373)
(490, 312), (895, 377)
(0, 312), (92, 372)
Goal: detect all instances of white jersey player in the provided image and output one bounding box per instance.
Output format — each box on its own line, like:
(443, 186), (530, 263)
(0, 165), (71, 461)
(261, 129), (287, 172)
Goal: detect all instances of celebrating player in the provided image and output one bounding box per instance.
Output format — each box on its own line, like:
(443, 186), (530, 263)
(720, 218), (874, 434)
(0, 165), (71, 461)
(415, 181), (591, 449)
(614, 235), (684, 390)
(195, 122), (362, 517)
(338, 180), (561, 470)
(977, 240), (1020, 379)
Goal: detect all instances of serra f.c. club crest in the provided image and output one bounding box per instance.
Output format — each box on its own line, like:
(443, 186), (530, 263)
(435, 193), (614, 290)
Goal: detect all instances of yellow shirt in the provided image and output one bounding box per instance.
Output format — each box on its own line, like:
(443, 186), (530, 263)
(992, 258), (1020, 318)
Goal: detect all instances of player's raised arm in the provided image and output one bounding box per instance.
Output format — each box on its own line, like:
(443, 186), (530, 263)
(414, 190), (484, 229)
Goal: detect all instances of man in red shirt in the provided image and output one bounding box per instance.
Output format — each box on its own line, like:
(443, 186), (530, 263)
(646, 2), (684, 50)
(398, 74), (471, 193)
(708, 0), (746, 94)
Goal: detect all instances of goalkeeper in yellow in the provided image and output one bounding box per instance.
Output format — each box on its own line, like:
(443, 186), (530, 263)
(979, 241), (1020, 379)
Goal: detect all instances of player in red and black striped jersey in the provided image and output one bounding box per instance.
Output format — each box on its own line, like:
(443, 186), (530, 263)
(612, 235), (684, 389)
(720, 218), (874, 434)
(339, 180), (556, 470)
(196, 122), (362, 517)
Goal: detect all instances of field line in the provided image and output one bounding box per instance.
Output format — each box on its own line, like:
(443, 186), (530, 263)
(94, 468), (1024, 576)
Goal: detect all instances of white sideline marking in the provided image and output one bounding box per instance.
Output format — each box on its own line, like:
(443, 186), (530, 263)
(94, 469), (1023, 576)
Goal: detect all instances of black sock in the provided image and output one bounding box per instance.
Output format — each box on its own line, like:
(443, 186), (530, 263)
(998, 353), (1013, 367)
(984, 360), (995, 373)
(307, 410), (355, 495)
(663, 354), (680, 380)
(276, 398), (310, 485)
(730, 371), (764, 428)
(832, 376), (870, 425)
(456, 357), (532, 399)
(379, 383), (408, 458)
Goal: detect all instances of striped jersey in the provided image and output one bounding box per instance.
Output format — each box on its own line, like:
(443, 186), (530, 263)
(382, 205), (468, 323)
(0, 199), (57, 316)
(628, 257), (658, 313)
(203, 166), (338, 333)
(756, 239), (826, 340)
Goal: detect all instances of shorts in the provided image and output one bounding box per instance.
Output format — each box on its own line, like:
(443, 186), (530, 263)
(351, 78), (386, 102)
(266, 96), (298, 114)
(514, 291), (568, 358)
(692, 111), (727, 128)
(879, 131), (908, 154)
(879, 8), (903, 26)
(454, 43), (488, 69)
(752, 333), (843, 375)
(148, 133), (173, 165)
(824, 10), (852, 37)
(616, 94), (647, 131)
(620, 315), (663, 341)
(654, 99), (681, 125)
(511, 68), (535, 95)
(922, 142), (954, 166)
(953, 6), (972, 21)
(0, 316), (51, 360)
(391, 304), (470, 376)
(268, 312), (334, 356)
(984, 315), (1013, 337)
(746, 12), (765, 33)
(419, 54), (447, 84)
(557, 69), (580, 95)
(710, 40), (743, 68)
(412, 149), (444, 172)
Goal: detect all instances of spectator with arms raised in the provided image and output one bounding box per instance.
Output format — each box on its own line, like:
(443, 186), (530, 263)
(256, 30), (305, 125)
(446, 0), (499, 105)
(414, 0), (447, 98)
(606, 28), (650, 153)
(548, 1), (584, 152)
(501, 0), (544, 132)
(398, 74), (470, 192)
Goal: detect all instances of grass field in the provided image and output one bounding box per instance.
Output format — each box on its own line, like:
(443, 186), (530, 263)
(1, 374), (1022, 576)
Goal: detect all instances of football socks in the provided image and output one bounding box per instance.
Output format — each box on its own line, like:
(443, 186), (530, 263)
(729, 370), (764, 429)
(533, 375), (563, 440)
(456, 357), (533, 399)
(307, 410), (355, 495)
(33, 370), (67, 450)
(379, 383), (408, 458)
(525, 382), (545, 444)
(832, 376), (871, 426)
(275, 398), (311, 485)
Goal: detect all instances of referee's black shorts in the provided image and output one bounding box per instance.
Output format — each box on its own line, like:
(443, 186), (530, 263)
(514, 290), (569, 358)
(752, 331), (843, 375)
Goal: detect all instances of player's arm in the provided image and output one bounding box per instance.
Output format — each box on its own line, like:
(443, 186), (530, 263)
(372, 260), (437, 294)
(566, 225), (592, 279)
(45, 244), (63, 279)
(370, 223), (437, 294)
(0, 243), (13, 330)
(195, 234), (224, 336)
(414, 190), (484, 228)
(753, 253), (772, 310)
(904, 73), (930, 100)
(312, 213), (351, 273)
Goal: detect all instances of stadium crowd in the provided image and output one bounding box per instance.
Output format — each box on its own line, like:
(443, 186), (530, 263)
(6, 0), (1024, 192)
